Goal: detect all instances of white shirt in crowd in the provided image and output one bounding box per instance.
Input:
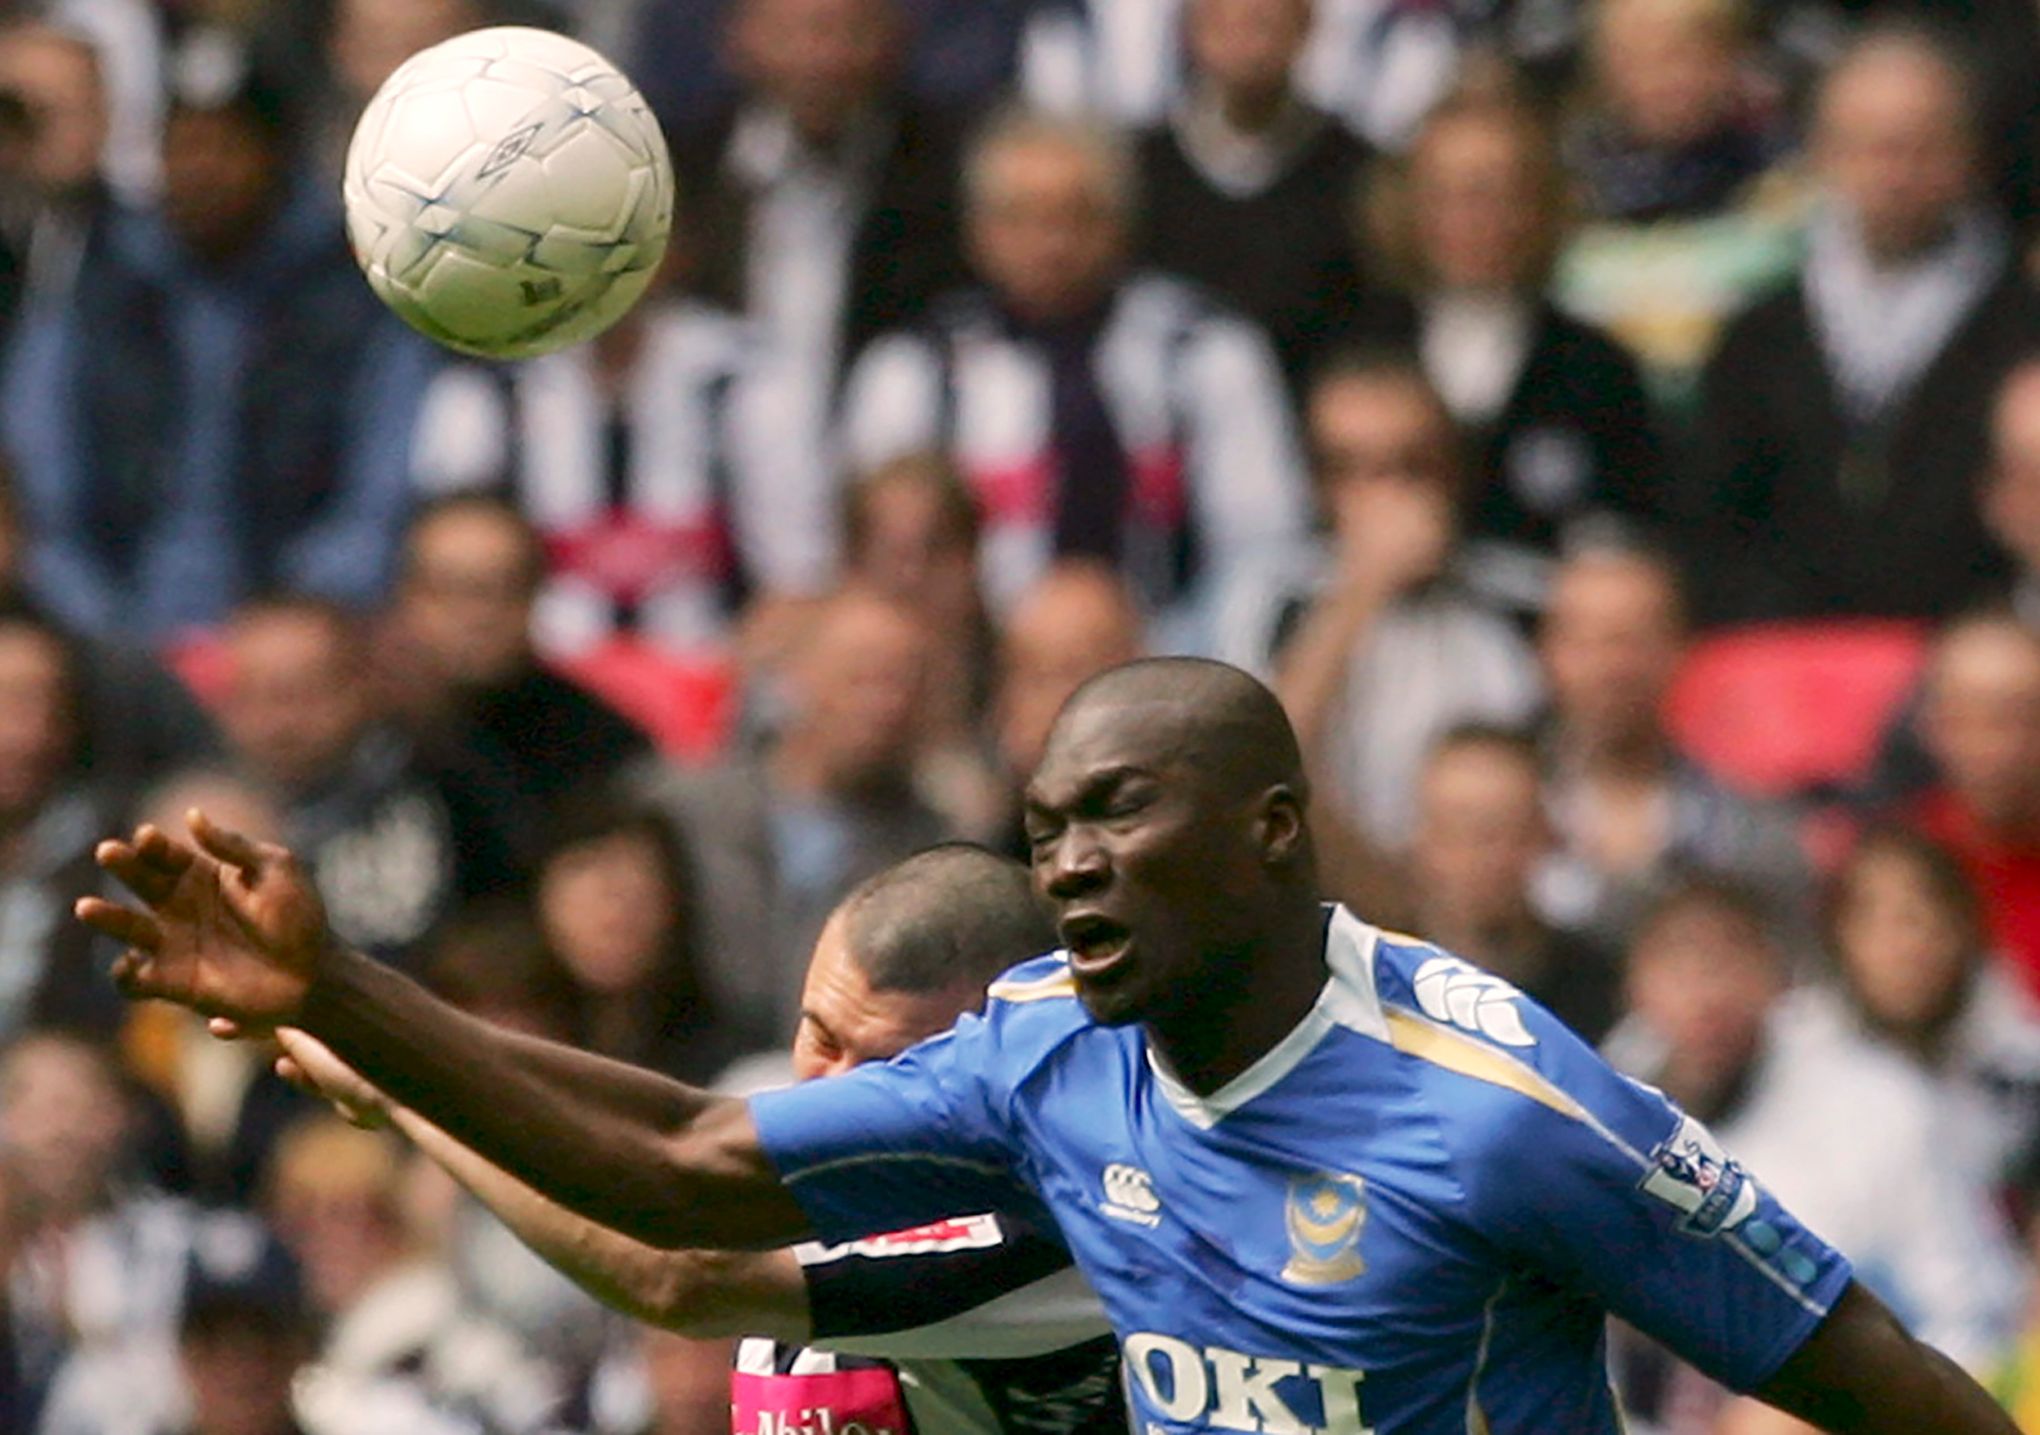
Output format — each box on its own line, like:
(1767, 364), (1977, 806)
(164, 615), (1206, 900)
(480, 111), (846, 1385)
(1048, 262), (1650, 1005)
(1213, 557), (1544, 848)
(1610, 985), (2027, 1376)
(1019, 0), (1463, 149)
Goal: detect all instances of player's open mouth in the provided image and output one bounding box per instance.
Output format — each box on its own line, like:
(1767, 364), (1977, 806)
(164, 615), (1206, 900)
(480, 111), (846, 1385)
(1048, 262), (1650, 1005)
(1061, 914), (1133, 971)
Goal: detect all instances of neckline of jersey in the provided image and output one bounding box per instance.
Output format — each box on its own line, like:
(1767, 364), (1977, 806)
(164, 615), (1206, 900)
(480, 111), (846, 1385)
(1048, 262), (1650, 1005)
(1142, 904), (1392, 1129)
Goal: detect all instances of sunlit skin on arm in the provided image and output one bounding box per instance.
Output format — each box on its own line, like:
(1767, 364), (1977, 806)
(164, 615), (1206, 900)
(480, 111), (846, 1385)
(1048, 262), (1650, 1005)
(274, 1028), (812, 1341)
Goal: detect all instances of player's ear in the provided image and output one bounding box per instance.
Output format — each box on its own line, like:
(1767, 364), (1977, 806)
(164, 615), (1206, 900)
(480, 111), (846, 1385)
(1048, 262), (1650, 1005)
(1255, 785), (1306, 866)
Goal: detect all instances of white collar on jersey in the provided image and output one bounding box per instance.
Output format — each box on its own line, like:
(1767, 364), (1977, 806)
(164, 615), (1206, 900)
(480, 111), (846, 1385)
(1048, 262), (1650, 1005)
(1145, 904), (1393, 1130)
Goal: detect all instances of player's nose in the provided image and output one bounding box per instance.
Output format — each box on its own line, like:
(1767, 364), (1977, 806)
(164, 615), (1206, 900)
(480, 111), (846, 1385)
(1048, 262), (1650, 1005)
(1042, 831), (1110, 899)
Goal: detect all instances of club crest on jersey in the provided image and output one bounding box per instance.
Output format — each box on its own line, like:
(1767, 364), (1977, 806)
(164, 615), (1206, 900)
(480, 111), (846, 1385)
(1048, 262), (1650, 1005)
(1641, 1114), (1757, 1238)
(1282, 1171), (1368, 1285)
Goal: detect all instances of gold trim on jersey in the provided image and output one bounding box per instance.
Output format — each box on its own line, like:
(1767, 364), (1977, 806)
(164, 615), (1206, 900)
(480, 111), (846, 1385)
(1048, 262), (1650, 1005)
(987, 969), (1079, 1004)
(1383, 1009), (1586, 1120)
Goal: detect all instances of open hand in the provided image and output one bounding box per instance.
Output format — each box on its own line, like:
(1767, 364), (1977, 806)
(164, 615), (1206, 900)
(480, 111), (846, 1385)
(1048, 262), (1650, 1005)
(77, 811), (329, 1028)
(275, 1028), (391, 1129)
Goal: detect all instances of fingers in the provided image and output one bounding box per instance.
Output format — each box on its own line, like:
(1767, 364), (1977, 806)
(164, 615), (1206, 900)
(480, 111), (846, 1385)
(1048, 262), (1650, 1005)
(75, 896), (163, 952)
(94, 824), (195, 905)
(210, 1017), (244, 1041)
(188, 809), (268, 877)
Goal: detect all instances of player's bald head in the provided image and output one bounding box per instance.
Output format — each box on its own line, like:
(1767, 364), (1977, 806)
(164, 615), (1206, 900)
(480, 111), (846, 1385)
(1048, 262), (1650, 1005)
(1044, 657), (1309, 804)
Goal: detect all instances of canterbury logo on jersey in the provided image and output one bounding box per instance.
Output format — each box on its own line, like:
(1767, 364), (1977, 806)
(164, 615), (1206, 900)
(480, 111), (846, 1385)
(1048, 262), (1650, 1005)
(1410, 955), (1535, 1047)
(1122, 1334), (1376, 1434)
(1101, 1163), (1162, 1226)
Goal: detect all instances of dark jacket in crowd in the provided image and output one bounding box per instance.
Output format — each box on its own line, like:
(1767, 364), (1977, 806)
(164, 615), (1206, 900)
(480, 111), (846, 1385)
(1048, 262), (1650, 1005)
(278, 724), (525, 967)
(1136, 109), (1404, 392)
(0, 180), (433, 639)
(459, 664), (652, 818)
(673, 100), (971, 384)
(1680, 265), (2040, 625)
(1459, 305), (1662, 564)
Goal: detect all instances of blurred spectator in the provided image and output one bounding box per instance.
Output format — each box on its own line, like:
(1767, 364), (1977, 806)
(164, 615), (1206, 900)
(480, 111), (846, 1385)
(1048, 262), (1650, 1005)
(1824, 824), (2040, 1200)
(1292, 0), (1466, 150)
(1827, 0), (2040, 237)
(0, 50), (434, 639)
(0, 468), (221, 800)
(295, 0), (483, 184)
(1857, 355), (2040, 805)
(673, 0), (969, 416)
(43, 0), (163, 206)
(418, 901), (581, 1040)
(842, 108), (1310, 644)
(165, 1235), (313, 1435)
(0, 1031), (196, 1431)
(409, 256), (836, 661)
(217, 594), (523, 966)
(36, 1211), (313, 1435)
(268, 1115), (573, 1435)
(1364, 90), (1660, 616)
(988, 559), (1144, 849)
(117, 771), (308, 1208)
(1909, 611), (2040, 1000)
(1017, 0), (1183, 127)
(630, 0), (1026, 140)
(384, 495), (652, 817)
(1552, 0), (1807, 411)
(0, 20), (109, 315)
(1135, 0), (1394, 393)
(1020, 0), (1463, 150)
(1985, 356), (2040, 628)
(0, 608), (123, 1049)
(1533, 542), (1810, 946)
(1250, 354), (1540, 849)
(1607, 876), (2025, 1418)
(641, 589), (948, 1050)
(532, 796), (730, 1082)
(1682, 25), (2040, 626)
(1406, 724), (1623, 1043)
(841, 455), (1006, 840)
(842, 454), (991, 713)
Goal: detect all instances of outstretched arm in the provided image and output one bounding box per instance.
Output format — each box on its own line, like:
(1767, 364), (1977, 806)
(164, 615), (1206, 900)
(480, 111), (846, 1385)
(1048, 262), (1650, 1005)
(79, 816), (810, 1251)
(276, 1028), (812, 1340)
(1751, 1282), (2017, 1434)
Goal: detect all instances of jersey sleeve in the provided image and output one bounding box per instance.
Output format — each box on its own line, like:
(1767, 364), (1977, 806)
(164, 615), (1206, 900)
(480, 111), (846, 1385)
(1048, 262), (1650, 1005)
(797, 1213), (1112, 1360)
(1392, 953), (1853, 1393)
(749, 1005), (1040, 1249)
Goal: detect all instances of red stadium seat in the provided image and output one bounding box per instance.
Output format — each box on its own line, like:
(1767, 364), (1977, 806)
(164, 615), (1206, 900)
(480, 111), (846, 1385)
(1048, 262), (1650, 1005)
(1664, 620), (1931, 800)
(553, 637), (737, 766)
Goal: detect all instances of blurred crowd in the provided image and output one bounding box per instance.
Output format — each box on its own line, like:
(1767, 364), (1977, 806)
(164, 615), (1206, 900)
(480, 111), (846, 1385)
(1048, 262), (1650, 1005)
(0, 0), (2037, 1432)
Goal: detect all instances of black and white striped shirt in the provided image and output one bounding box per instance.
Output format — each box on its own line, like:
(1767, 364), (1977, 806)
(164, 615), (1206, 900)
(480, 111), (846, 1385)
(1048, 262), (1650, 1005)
(411, 300), (836, 658)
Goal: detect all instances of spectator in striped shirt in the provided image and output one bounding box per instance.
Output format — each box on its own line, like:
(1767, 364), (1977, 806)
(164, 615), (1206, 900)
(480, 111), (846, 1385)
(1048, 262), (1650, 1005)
(841, 108), (1311, 653)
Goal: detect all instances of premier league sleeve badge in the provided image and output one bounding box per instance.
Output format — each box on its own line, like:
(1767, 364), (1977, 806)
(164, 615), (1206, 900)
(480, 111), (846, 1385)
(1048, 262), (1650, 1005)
(1281, 1171), (1369, 1286)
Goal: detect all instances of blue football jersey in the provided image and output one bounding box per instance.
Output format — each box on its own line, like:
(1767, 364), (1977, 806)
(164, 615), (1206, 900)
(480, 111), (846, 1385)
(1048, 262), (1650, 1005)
(750, 907), (1852, 1434)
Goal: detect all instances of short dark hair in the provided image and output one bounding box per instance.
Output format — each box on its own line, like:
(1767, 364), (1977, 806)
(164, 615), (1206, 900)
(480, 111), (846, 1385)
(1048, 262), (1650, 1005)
(1630, 870), (1784, 962)
(1827, 823), (1987, 967)
(841, 844), (1054, 999)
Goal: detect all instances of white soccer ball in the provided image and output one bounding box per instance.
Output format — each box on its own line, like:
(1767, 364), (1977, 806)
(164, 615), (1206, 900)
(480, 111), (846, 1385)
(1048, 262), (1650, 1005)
(342, 26), (674, 359)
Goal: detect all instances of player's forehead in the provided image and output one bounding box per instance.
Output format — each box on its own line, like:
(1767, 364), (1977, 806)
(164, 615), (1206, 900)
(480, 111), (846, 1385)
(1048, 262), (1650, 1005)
(1025, 697), (1202, 808)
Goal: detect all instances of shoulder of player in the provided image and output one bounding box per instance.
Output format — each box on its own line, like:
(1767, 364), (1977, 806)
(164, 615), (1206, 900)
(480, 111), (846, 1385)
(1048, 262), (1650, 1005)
(985, 952), (1083, 1007)
(1363, 928), (1666, 1163)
